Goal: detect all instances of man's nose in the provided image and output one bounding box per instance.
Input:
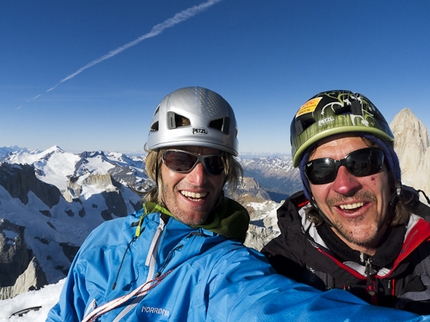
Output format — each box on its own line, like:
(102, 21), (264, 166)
(331, 165), (362, 196)
(187, 162), (206, 185)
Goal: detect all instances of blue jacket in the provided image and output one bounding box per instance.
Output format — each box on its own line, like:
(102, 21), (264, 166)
(47, 200), (429, 321)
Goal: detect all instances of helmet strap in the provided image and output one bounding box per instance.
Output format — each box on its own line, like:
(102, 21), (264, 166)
(299, 148), (313, 200)
(387, 179), (403, 220)
(155, 150), (161, 196)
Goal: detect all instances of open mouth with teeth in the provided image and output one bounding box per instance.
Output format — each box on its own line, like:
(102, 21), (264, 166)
(338, 202), (365, 211)
(181, 191), (207, 200)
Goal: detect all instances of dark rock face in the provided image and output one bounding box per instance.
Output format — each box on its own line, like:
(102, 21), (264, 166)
(0, 163), (60, 208)
(0, 161), (143, 299)
(0, 219), (47, 300)
(0, 219), (29, 287)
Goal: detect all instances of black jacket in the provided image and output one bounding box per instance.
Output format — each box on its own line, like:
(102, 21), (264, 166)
(262, 189), (430, 314)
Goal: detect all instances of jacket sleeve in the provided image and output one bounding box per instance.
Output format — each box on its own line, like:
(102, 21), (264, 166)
(206, 246), (429, 322)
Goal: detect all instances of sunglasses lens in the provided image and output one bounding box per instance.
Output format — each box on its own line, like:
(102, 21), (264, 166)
(163, 150), (197, 173)
(305, 148), (384, 185)
(346, 148), (384, 177)
(305, 158), (337, 184)
(203, 156), (225, 175)
(162, 150), (225, 175)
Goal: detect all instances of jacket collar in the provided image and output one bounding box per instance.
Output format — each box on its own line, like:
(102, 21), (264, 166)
(142, 198), (250, 243)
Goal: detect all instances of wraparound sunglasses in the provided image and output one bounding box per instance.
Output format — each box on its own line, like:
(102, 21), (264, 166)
(162, 149), (225, 175)
(305, 147), (385, 185)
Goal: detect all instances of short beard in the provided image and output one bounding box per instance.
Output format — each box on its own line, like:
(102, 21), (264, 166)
(327, 191), (386, 248)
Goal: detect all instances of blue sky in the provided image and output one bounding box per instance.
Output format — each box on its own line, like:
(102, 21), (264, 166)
(2, 0), (430, 155)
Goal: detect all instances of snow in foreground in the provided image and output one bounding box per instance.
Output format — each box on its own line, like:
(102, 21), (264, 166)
(0, 279), (64, 321)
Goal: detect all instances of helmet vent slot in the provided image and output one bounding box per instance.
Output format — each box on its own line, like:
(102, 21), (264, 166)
(150, 121), (159, 132)
(333, 96), (362, 115)
(350, 99), (362, 115)
(167, 112), (190, 129)
(209, 117), (230, 134)
(295, 116), (315, 136)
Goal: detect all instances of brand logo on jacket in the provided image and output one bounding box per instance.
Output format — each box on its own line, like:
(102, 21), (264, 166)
(141, 305), (170, 317)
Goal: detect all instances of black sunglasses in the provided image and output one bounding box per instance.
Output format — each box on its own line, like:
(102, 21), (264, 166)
(305, 147), (385, 185)
(162, 149), (225, 175)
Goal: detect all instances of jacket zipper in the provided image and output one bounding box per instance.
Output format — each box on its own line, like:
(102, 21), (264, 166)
(113, 217), (166, 322)
(317, 248), (365, 279)
(155, 231), (204, 276)
(362, 256), (376, 295)
(145, 218), (165, 281)
(155, 244), (184, 277)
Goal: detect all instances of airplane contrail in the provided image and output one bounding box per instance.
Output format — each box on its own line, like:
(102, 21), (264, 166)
(30, 0), (222, 101)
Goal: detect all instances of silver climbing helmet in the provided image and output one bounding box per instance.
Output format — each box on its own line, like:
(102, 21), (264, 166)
(146, 86), (239, 155)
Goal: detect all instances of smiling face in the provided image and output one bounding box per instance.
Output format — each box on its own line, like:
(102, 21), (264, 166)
(308, 135), (392, 255)
(160, 146), (226, 226)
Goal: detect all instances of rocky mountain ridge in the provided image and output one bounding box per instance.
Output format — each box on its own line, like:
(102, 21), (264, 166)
(391, 108), (430, 196)
(239, 156), (301, 201)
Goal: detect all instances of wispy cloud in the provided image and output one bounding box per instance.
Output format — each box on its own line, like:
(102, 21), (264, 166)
(30, 0), (222, 101)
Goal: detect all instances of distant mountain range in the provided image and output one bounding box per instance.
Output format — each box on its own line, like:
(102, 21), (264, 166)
(0, 146), (301, 202)
(240, 156), (301, 201)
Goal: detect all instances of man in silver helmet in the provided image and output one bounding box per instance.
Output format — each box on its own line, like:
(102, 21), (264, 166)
(48, 87), (429, 321)
(263, 90), (430, 314)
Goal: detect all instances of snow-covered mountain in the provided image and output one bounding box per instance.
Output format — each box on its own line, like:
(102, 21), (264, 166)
(0, 147), (148, 299)
(0, 146), (34, 161)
